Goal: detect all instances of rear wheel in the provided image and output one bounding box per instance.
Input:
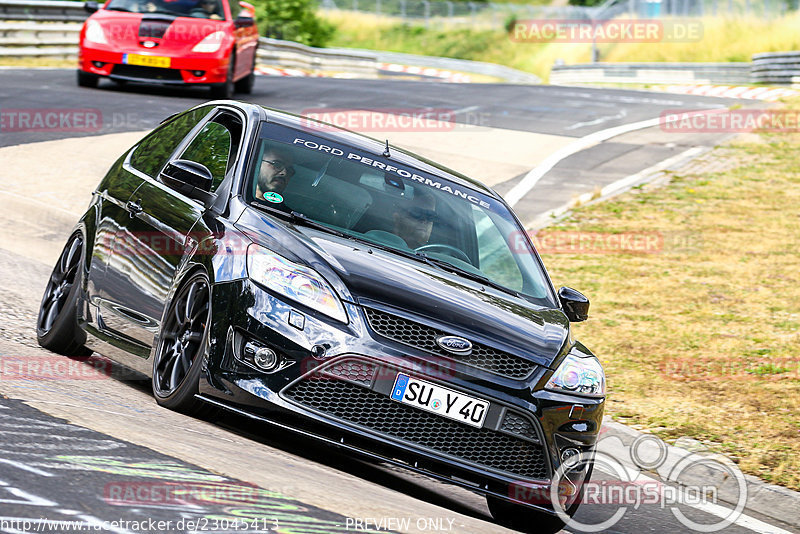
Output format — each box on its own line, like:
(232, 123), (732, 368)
(77, 70), (99, 88)
(152, 272), (211, 414)
(36, 232), (92, 356)
(209, 57), (235, 99)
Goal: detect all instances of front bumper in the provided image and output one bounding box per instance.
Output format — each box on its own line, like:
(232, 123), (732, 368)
(198, 279), (605, 512)
(79, 44), (229, 85)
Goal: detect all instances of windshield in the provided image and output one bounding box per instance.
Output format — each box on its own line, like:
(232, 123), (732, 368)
(105, 0), (226, 19)
(245, 122), (556, 306)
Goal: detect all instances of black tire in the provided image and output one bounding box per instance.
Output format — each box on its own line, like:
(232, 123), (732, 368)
(209, 57), (235, 99)
(152, 271), (211, 414)
(488, 464), (593, 533)
(77, 70), (99, 88)
(234, 55), (256, 94)
(36, 232), (92, 356)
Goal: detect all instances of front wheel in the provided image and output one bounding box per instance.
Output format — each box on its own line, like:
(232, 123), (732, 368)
(77, 70), (99, 88)
(152, 271), (211, 414)
(36, 232), (92, 356)
(488, 463), (593, 533)
(209, 58), (234, 99)
(234, 55), (256, 94)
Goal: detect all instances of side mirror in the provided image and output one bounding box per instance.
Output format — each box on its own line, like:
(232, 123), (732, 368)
(84, 1), (99, 13)
(161, 160), (216, 207)
(234, 15), (254, 28)
(558, 286), (589, 322)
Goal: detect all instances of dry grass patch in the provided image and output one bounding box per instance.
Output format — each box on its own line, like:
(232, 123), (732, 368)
(541, 133), (800, 490)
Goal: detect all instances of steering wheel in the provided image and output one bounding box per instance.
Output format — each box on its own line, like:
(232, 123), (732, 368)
(414, 243), (471, 264)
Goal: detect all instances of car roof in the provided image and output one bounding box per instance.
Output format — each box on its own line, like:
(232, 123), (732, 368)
(221, 102), (501, 201)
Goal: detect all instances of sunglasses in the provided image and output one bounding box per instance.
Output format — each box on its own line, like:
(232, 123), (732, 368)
(403, 206), (437, 223)
(263, 159), (295, 178)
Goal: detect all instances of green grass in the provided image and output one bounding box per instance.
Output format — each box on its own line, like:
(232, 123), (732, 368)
(324, 11), (800, 81)
(537, 104), (800, 490)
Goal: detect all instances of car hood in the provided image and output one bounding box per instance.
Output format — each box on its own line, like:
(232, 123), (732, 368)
(235, 208), (570, 369)
(91, 10), (227, 50)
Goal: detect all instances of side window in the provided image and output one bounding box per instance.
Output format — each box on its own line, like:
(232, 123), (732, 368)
(229, 0), (241, 19)
(178, 112), (243, 192)
(130, 106), (212, 177)
(473, 205), (524, 291)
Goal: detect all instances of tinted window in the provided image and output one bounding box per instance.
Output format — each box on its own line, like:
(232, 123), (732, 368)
(245, 123), (555, 304)
(178, 111), (243, 192)
(130, 106), (212, 177)
(105, 0), (226, 20)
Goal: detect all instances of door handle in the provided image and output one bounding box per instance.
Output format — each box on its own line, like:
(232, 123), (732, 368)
(126, 199), (143, 218)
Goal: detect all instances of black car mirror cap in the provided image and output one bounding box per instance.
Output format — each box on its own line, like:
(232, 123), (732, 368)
(84, 1), (99, 13)
(160, 159), (217, 208)
(558, 286), (589, 322)
(234, 15), (255, 28)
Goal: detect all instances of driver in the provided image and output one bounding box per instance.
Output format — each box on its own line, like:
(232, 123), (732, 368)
(191, 0), (222, 19)
(393, 191), (436, 249)
(255, 147), (295, 199)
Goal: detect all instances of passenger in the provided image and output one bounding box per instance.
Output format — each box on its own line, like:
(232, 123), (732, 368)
(255, 148), (295, 199)
(191, 0), (222, 19)
(393, 191), (437, 249)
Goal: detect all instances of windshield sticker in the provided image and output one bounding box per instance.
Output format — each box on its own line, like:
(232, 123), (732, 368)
(262, 192), (284, 203)
(291, 137), (491, 209)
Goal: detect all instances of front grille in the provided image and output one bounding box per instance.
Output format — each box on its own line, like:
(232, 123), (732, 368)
(364, 308), (536, 380)
(111, 64), (183, 81)
(319, 359), (377, 386)
(284, 365), (548, 480)
(500, 411), (539, 442)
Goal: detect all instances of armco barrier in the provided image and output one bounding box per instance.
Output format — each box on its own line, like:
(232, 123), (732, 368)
(0, 0), (90, 21)
(550, 62), (753, 86)
(752, 51), (800, 85)
(256, 37), (378, 78)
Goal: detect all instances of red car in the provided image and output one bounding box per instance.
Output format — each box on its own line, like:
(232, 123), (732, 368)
(78, 0), (259, 98)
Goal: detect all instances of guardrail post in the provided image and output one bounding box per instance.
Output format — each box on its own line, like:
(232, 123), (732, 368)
(423, 0), (429, 27)
(352, 0), (357, 10)
(446, 0), (452, 18)
(468, 1), (476, 28)
(376, 0), (380, 16)
(400, 0), (406, 19)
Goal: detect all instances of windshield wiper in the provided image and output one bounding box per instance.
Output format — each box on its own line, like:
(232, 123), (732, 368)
(251, 202), (347, 238)
(106, 6), (132, 11)
(420, 254), (522, 298)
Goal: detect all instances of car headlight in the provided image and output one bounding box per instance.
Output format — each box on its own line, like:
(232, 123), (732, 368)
(246, 244), (347, 323)
(85, 20), (108, 44)
(546, 354), (605, 397)
(192, 31), (225, 53)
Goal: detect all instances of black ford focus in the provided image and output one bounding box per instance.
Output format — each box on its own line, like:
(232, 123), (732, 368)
(37, 101), (605, 532)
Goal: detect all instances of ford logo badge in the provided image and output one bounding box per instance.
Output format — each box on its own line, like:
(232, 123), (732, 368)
(435, 335), (473, 355)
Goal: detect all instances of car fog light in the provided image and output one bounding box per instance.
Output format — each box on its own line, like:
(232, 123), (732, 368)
(253, 347), (278, 371)
(561, 448), (581, 468)
(192, 70), (205, 77)
(92, 61), (105, 68)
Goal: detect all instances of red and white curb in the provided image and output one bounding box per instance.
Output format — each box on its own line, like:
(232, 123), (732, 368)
(378, 62), (473, 83)
(254, 66), (321, 77)
(655, 84), (798, 101)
